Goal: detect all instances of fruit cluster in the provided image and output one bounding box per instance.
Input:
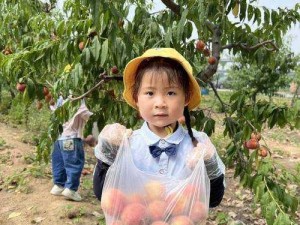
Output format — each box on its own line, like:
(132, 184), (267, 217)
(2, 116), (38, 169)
(195, 40), (217, 65)
(43, 86), (56, 107)
(16, 83), (56, 110)
(101, 181), (207, 225)
(244, 132), (269, 157)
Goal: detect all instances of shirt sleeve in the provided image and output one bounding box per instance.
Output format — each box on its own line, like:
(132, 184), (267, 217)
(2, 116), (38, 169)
(192, 129), (226, 205)
(193, 130), (225, 175)
(209, 174), (225, 208)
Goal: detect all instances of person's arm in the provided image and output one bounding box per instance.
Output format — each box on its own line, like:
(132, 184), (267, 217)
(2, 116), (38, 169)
(93, 159), (110, 201)
(209, 174), (225, 207)
(187, 133), (225, 207)
(204, 151), (225, 208)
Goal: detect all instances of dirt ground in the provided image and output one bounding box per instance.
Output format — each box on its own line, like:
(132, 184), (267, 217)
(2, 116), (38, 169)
(0, 122), (299, 225)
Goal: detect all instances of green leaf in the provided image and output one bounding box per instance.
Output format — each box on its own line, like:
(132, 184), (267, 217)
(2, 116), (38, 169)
(252, 175), (263, 189)
(265, 201), (276, 225)
(203, 118), (215, 136)
(82, 48), (90, 65)
(176, 9), (188, 41)
(56, 20), (65, 36)
(273, 212), (292, 225)
(254, 8), (262, 25)
(239, 0), (247, 21)
(91, 36), (101, 61)
(165, 27), (172, 47)
(255, 182), (266, 202)
(240, 172), (249, 187)
(100, 39), (108, 66)
(25, 77), (35, 101)
(248, 5), (254, 21)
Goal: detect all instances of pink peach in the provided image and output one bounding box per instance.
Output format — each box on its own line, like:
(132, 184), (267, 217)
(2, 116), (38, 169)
(101, 188), (127, 216)
(189, 201), (208, 222)
(147, 200), (167, 221)
(127, 193), (145, 205)
(121, 203), (147, 225)
(144, 180), (166, 201)
(170, 216), (194, 225)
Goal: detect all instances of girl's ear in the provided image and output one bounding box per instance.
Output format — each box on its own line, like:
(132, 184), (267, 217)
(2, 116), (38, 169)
(135, 100), (139, 108)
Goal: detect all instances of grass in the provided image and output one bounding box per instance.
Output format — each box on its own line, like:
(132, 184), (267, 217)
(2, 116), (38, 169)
(2, 170), (31, 193)
(0, 137), (6, 147)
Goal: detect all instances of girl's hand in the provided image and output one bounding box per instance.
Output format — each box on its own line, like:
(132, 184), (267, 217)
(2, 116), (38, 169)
(186, 139), (216, 169)
(94, 123), (132, 165)
(99, 123), (132, 146)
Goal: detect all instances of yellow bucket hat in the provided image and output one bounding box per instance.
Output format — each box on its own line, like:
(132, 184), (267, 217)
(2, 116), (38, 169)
(123, 48), (201, 110)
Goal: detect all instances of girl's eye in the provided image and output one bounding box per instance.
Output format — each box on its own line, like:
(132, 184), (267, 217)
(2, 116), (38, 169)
(168, 91), (176, 96)
(146, 91), (153, 96)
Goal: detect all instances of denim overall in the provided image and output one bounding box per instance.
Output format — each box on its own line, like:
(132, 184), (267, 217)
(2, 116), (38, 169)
(52, 137), (85, 191)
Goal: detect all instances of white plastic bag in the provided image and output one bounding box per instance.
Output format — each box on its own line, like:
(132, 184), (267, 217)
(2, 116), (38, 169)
(101, 136), (210, 225)
(94, 123), (132, 165)
(186, 137), (225, 181)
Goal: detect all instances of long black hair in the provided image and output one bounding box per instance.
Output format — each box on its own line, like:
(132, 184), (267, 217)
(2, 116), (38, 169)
(184, 106), (198, 147)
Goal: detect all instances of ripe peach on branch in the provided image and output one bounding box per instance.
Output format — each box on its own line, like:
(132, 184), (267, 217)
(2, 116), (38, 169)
(208, 56), (217, 65)
(111, 66), (119, 74)
(251, 132), (262, 141)
(195, 40), (205, 51)
(16, 83), (26, 92)
(258, 145), (269, 157)
(244, 138), (259, 150)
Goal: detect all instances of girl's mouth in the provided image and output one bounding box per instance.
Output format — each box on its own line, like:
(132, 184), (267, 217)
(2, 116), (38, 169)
(154, 114), (168, 117)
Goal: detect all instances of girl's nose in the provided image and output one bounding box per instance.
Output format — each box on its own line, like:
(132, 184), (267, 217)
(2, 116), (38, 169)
(154, 96), (167, 108)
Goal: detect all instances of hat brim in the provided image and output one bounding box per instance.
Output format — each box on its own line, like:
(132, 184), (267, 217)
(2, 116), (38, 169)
(123, 48), (201, 110)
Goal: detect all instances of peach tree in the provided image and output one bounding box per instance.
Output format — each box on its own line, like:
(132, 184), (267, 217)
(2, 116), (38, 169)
(0, 0), (300, 224)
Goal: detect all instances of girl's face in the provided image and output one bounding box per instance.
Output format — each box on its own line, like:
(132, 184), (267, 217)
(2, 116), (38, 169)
(136, 71), (188, 137)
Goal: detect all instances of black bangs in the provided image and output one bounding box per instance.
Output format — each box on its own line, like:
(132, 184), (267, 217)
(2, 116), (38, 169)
(132, 57), (191, 101)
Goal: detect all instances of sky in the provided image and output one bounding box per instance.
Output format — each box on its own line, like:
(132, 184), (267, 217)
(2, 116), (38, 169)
(53, 0), (299, 55)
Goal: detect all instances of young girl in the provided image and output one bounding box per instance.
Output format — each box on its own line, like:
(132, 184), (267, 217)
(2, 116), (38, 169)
(94, 48), (225, 209)
(50, 101), (93, 201)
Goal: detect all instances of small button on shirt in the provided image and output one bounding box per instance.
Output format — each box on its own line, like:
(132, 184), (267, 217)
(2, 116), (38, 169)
(129, 122), (211, 179)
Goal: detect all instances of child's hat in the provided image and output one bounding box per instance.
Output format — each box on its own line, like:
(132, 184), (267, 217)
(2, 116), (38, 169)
(123, 48), (201, 110)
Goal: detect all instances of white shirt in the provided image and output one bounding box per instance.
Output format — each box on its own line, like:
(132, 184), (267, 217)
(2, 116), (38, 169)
(129, 122), (225, 180)
(60, 103), (93, 139)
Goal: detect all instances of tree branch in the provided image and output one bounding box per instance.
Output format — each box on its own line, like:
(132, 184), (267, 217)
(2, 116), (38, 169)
(70, 74), (123, 101)
(161, 0), (180, 15)
(207, 81), (227, 112)
(69, 79), (105, 101)
(221, 40), (278, 51)
(197, 24), (222, 83)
